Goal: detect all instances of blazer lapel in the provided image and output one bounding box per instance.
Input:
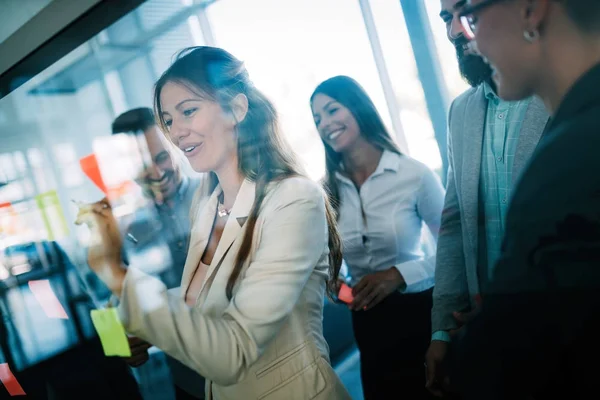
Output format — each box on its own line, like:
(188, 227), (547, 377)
(197, 179), (256, 297)
(180, 187), (221, 293)
(511, 97), (549, 184)
(462, 85), (487, 254)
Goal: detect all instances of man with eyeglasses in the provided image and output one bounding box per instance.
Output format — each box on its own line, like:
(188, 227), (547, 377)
(425, 0), (549, 396)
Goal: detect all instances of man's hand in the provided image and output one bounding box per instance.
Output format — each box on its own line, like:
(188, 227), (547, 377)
(449, 294), (482, 337)
(351, 268), (404, 311)
(124, 336), (152, 368)
(425, 340), (450, 397)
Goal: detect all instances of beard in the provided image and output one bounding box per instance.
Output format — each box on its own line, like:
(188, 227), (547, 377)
(454, 38), (493, 87)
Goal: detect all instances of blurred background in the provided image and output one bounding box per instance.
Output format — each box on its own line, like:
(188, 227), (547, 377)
(0, 1), (468, 398)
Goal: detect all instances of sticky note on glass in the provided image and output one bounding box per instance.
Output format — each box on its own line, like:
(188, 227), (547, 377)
(80, 154), (108, 195)
(29, 280), (69, 319)
(0, 363), (26, 396)
(90, 308), (131, 357)
(338, 283), (354, 304)
(35, 190), (69, 241)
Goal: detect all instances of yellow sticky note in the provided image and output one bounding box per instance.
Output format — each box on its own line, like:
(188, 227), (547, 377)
(90, 308), (131, 357)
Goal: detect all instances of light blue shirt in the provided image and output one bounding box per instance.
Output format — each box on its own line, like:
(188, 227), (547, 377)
(432, 83), (531, 343)
(336, 151), (445, 293)
(479, 83), (530, 282)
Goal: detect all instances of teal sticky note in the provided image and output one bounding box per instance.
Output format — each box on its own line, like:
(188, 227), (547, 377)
(90, 308), (131, 357)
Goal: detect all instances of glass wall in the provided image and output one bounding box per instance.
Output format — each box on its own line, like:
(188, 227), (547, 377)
(370, 0), (442, 170)
(0, 0), (467, 398)
(207, 0), (393, 179)
(424, 0), (470, 99)
(0, 1), (205, 397)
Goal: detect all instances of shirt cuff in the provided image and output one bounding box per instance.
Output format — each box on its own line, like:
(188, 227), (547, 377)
(431, 330), (451, 342)
(393, 261), (432, 293)
(117, 266), (166, 330)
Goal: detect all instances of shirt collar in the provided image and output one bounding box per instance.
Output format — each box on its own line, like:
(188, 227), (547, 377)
(375, 149), (402, 174)
(483, 81), (533, 109)
(334, 149), (402, 184)
(483, 81), (500, 105)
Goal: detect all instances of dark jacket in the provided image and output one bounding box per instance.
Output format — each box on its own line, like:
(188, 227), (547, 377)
(454, 63), (600, 399)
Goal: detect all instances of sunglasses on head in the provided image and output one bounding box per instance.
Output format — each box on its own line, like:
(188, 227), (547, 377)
(458, 0), (510, 40)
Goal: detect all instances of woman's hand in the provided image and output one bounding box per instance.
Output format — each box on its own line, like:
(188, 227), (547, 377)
(75, 198), (126, 295)
(350, 267), (405, 311)
(124, 336), (153, 367)
(335, 277), (345, 292)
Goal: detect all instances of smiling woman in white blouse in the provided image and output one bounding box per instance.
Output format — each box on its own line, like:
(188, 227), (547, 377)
(311, 76), (445, 400)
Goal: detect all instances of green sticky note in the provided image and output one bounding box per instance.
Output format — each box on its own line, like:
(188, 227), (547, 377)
(90, 308), (131, 357)
(35, 190), (69, 241)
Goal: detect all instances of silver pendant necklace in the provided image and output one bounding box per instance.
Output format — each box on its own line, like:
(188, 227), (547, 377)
(217, 202), (231, 218)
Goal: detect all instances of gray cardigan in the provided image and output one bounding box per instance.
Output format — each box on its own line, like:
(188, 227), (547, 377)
(431, 85), (548, 333)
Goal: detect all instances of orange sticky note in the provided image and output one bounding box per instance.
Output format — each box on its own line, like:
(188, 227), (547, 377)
(338, 283), (354, 304)
(80, 154), (108, 194)
(0, 363), (26, 396)
(28, 280), (69, 319)
(107, 180), (134, 200)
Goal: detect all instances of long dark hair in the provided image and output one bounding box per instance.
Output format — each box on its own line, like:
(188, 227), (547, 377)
(154, 47), (342, 299)
(310, 75), (401, 215)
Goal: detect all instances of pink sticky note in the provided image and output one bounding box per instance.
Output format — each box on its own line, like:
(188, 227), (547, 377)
(28, 280), (68, 319)
(0, 363), (26, 396)
(338, 283), (354, 304)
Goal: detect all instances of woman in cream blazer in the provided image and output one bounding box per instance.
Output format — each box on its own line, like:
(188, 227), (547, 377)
(80, 46), (351, 400)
